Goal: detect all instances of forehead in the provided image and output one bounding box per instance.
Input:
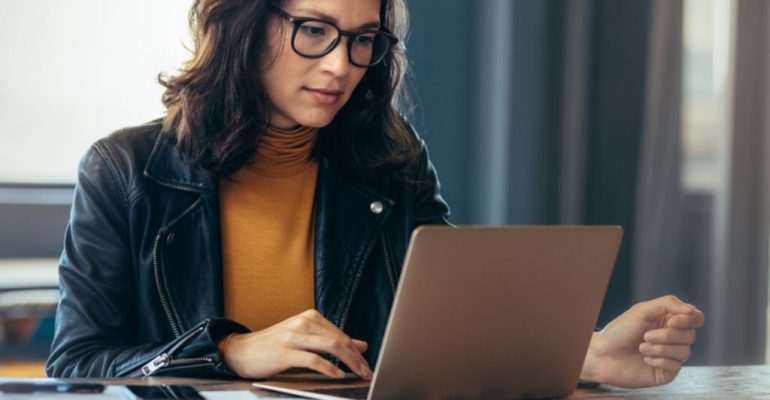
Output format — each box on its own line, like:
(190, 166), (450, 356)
(283, 0), (382, 28)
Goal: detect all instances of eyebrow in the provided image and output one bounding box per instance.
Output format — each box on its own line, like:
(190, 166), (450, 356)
(291, 8), (381, 30)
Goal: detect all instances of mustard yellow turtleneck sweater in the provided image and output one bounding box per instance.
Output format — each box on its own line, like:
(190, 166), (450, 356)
(220, 125), (319, 332)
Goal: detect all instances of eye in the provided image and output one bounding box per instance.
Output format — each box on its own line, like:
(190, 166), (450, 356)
(299, 23), (327, 37)
(354, 35), (374, 46)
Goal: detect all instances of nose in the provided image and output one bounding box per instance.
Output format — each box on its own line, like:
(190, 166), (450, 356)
(319, 37), (352, 77)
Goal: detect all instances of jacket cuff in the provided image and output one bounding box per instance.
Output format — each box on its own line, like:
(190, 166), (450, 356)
(136, 318), (250, 378)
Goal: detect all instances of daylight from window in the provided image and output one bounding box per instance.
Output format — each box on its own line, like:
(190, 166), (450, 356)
(681, 0), (733, 193)
(0, 1), (192, 183)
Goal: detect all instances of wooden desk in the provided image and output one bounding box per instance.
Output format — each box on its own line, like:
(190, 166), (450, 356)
(572, 365), (770, 398)
(2, 365), (768, 398)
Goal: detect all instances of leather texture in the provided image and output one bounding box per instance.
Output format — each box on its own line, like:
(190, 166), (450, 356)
(46, 120), (450, 378)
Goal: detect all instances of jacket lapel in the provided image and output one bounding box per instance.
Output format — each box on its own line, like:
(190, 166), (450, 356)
(143, 131), (218, 193)
(314, 159), (393, 328)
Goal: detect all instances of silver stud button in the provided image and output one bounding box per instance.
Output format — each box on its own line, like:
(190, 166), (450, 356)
(166, 232), (176, 244)
(370, 201), (384, 215)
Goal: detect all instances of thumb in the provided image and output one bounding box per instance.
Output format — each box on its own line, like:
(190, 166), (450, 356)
(635, 295), (696, 322)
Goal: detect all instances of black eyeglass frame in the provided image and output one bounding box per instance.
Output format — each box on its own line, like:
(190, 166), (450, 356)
(272, 8), (399, 68)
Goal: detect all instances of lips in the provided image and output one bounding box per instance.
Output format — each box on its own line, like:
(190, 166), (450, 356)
(305, 88), (343, 105)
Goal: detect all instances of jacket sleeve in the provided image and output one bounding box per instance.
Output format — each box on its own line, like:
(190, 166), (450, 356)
(46, 145), (248, 378)
(408, 129), (452, 227)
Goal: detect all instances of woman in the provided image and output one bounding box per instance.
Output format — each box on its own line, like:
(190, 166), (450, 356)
(46, 0), (704, 388)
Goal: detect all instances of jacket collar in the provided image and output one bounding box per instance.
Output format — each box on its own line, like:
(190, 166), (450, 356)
(143, 131), (219, 193)
(144, 128), (396, 329)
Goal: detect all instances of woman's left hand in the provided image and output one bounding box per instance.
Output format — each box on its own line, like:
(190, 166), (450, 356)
(579, 295), (705, 388)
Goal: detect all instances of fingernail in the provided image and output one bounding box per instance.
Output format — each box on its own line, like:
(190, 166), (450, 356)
(336, 369), (346, 378)
(639, 343), (651, 353)
(361, 365), (373, 379)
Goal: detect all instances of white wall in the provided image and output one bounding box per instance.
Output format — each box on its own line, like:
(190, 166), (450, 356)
(0, 1), (192, 183)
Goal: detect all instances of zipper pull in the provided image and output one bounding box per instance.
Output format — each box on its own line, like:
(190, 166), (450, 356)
(140, 353), (170, 376)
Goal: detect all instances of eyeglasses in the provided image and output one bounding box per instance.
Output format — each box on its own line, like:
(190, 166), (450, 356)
(273, 9), (399, 68)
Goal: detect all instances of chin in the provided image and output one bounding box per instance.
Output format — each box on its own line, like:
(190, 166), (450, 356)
(295, 112), (338, 128)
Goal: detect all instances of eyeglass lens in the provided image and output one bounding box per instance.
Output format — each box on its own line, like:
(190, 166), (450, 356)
(294, 20), (391, 66)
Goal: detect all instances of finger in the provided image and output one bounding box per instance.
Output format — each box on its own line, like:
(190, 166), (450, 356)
(666, 310), (705, 329)
(288, 333), (372, 379)
(644, 356), (682, 371)
(644, 328), (696, 345)
(634, 295), (697, 323)
(353, 339), (368, 353)
(286, 350), (347, 379)
(639, 343), (691, 362)
(289, 309), (371, 378)
(643, 357), (682, 385)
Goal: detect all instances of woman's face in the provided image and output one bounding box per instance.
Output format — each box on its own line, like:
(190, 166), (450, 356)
(262, 0), (380, 129)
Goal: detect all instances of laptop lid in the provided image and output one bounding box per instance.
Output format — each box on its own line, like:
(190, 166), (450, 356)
(255, 225), (622, 400)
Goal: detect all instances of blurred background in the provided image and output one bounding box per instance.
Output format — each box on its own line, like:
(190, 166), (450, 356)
(0, 0), (768, 376)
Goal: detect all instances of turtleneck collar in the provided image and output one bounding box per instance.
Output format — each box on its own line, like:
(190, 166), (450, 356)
(250, 125), (319, 177)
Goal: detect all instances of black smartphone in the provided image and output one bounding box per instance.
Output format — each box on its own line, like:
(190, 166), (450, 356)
(0, 382), (105, 394)
(124, 385), (204, 400)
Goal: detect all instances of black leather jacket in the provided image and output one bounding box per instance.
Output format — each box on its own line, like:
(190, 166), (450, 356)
(46, 121), (450, 378)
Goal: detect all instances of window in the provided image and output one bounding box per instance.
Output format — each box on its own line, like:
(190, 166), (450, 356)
(0, 1), (192, 184)
(681, 0), (734, 193)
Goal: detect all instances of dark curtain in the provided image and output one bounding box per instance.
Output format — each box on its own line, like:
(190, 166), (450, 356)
(409, 0), (652, 328)
(410, 0), (770, 366)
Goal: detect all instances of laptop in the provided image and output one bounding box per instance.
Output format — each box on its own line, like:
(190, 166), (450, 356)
(254, 225), (622, 399)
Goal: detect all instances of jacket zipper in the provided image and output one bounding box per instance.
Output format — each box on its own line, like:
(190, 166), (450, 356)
(128, 326), (209, 377)
(153, 232), (182, 337)
(381, 232), (397, 295)
(151, 196), (205, 337)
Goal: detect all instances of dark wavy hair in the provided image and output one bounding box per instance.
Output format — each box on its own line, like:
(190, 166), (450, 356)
(159, 0), (419, 180)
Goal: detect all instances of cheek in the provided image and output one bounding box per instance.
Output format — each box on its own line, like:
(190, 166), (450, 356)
(262, 49), (308, 101)
(264, 43), (313, 84)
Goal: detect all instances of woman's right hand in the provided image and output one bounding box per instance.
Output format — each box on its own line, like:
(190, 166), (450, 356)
(218, 309), (372, 380)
